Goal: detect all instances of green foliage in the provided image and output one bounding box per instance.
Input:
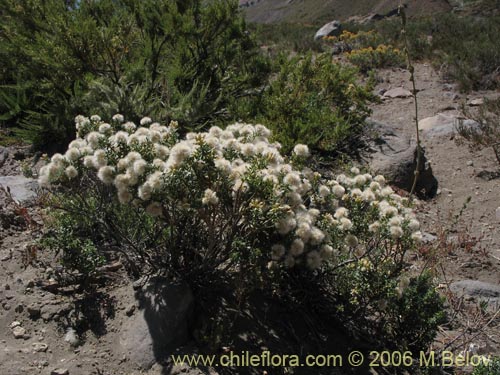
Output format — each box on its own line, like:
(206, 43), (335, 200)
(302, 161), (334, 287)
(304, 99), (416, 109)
(249, 22), (324, 54)
(356, 13), (500, 91)
(472, 357), (500, 375)
(252, 53), (375, 154)
(41, 207), (105, 278)
(0, 0), (269, 150)
(384, 273), (446, 352)
(324, 30), (405, 73)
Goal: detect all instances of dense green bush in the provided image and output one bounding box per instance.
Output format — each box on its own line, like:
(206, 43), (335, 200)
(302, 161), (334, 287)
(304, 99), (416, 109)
(0, 0), (269, 151)
(250, 53), (375, 154)
(472, 357), (500, 375)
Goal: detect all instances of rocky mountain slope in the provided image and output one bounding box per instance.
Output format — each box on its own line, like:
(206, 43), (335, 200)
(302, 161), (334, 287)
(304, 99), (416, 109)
(241, 0), (453, 24)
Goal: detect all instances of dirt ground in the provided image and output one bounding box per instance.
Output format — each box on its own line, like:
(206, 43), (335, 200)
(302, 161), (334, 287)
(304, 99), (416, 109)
(0, 62), (499, 375)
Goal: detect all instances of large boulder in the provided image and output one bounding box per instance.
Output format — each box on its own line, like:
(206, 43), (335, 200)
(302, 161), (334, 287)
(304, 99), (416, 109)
(450, 280), (500, 309)
(314, 20), (342, 41)
(0, 176), (38, 203)
(118, 278), (193, 370)
(368, 120), (438, 198)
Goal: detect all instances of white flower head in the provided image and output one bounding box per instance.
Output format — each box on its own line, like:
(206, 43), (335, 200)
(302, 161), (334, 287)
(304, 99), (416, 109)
(140, 117), (152, 126)
(290, 238), (305, 257)
(65, 166), (78, 179)
(97, 166), (115, 185)
(202, 189), (219, 206)
(293, 144), (310, 158)
(112, 114), (124, 123)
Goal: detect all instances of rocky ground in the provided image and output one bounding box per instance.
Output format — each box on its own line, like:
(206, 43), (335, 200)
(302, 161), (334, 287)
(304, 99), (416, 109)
(0, 62), (499, 375)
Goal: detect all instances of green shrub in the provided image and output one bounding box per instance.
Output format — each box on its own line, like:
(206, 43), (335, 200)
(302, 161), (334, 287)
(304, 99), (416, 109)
(41, 208), (105, 279)
(249, 22), (324, 54)
(472, 357), (500, 375)
(250, 53), (375, 155)
(0, 0), (269, 150)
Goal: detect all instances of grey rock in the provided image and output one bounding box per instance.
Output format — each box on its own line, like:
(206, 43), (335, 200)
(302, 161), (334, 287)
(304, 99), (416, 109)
(421, 232), (438, 244)
(383, 87), (412, 99)
(50, 369), (69, 375)
(0, 176), (38, 203)
(368, 120), (438, 198)
(450, 280), (500, 307)
(118, 278), (193, 370)
(0, 147), (8, 168)
(419, 113), (479, 138)
(469, 98), (484, 106)
(27, 304), (41, 320)
(12, 326), (26, 339)
(314, 20), (342, 40)
(40, 303), (71, 322)
(64, 328), (80, 347)
(32, 342), (48, 353)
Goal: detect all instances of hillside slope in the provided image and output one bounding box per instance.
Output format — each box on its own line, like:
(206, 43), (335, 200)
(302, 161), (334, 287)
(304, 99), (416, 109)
(242, 0), (452, 24)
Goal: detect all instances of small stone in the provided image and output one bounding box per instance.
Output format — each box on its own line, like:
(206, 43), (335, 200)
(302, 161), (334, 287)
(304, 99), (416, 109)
(466, 160), (473, 167)
(125, 305), (136, 317)
(27, 305), (41, 320)
(51, 369), (69, 375)
(469, 98), (484, 106)
(383, 87), (412, 99)
(12, 326), (26, 339)
(64, 328), (80, 347)
(10, 321), (21, 328)
(0, 252), (12, 261)
(15, 304), (24, 313)
(32, 342), (48, 353)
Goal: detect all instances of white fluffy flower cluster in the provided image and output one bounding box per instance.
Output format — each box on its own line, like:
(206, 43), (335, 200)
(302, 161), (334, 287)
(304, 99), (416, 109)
(40, 115), (421, 271)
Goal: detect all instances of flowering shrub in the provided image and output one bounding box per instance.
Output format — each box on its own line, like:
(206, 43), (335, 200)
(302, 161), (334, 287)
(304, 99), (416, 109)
(40, 114), (424, 287)
(347, 45), (405, 73)
(325, 30), (405, 72)
(39, 114), (447, 355)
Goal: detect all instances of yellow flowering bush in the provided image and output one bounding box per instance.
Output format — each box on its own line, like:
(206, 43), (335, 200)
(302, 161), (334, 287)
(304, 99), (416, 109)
(347, 44), (405, 72)
(325, 30), (405, 72)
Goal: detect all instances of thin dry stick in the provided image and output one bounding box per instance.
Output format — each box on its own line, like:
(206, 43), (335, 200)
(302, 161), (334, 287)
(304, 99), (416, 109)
(399, 3), (422, 197)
